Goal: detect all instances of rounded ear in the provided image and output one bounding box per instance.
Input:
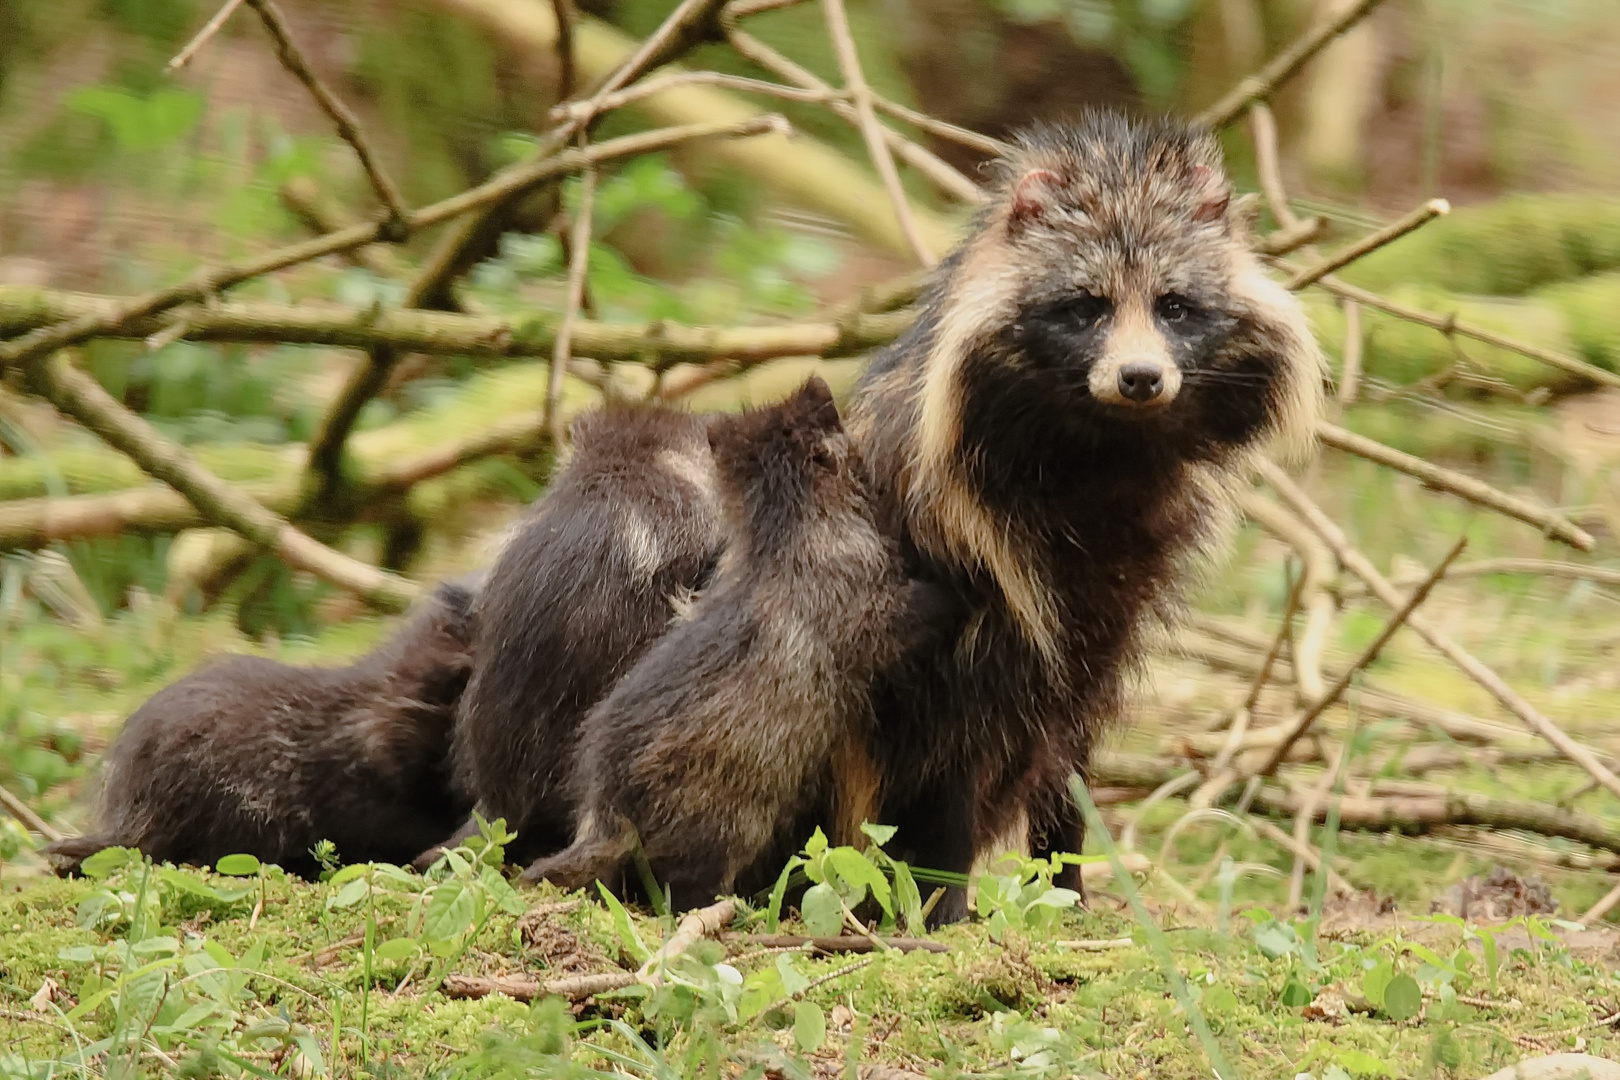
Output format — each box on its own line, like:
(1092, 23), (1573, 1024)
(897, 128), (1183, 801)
(1011, 168), (1061, 227)
(793, 376), (843, 434)
(1190, 164), (1230, 225)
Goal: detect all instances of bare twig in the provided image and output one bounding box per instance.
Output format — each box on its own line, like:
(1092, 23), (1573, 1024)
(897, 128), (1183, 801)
(551, 71), (836, 122)
(639, 898), (737, 984)
(725, 0), (810, 17)
(0, 783), (61, 843)
(30, 354), (418, 611)
(1196, 0), (1392, 129)
(1285, 199), (1449, 290)
(0, 118), (782, 376)
(1250, 816), (1352, 895)
(549, 0), (577, 100)
(821, 0), (932, 266)
(168, 0), (249, 70)
(442, 971), (633, 1003)
(1413, 558), (1620, 590)
(276, 179), (408, 279)
(722, 934), (946, 954)
(723, 27), (982, 204)
(244, 0), (409, 233)
(1055, 937), (1135, 951)
(548, 165), (596, 448)
(1259, 460), (1620, 803)
(1582, 879), (1620, 925)
(1338, 299), (1363, 405)
(1236, 491), (1333, 701)
(1256, 215), (1328, 257)
(1289, 740), (1347, 910)
(1317, 423), (1594, 550)
(1278, 267), (1620, 393)
(1248, 103), (1298, 226)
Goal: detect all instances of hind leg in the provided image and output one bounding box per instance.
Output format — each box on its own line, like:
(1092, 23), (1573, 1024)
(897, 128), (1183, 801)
(884, 771), (977, 928)
(1030, 789), (1088, 903)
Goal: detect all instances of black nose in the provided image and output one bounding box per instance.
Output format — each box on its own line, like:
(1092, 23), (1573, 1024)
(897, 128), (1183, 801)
(1117, 362), (1166, 403)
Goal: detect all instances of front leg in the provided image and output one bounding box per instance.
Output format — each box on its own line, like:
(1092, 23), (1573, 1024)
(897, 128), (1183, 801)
(1030, 779), (1088, 903)
(885, 771), (979, 928)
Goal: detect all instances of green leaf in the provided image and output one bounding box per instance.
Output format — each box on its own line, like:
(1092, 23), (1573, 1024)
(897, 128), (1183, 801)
(1428, 1027), (1462, 1070)
(1478, 927), (1500, 989)
(1361, 959), (1394, 1008)
(597, 882), (652, 964)
(294, 1033), (328, 1078)
(326, 863), (370, 886)
(79, 846), (135, 879)
(1336, 1048), (1395, 1078)
(373, 938), (421, 962)
(329, 876), (370, 909)
(1202, 983), (1240, 1016)
(801, 883), (844, 938)
(422, 880), (476, 950)
(793, 1002), (826, 1053)
(1383, 974), (1422, 1022)
(65, 988), (114, 1021)
(892, 860), (924, 935)
(859, 822), (897, 848)
(765, 856), (803, 935)
(160, 867), (222, 898)
(1254, 921), (1299, 960)
(827, 848), (891, 913)
(803, 827), (829, 858)
(776, 954), (810, 998)
(215, 853), (262, 876)
(1279, 978), (1312, 1008)
(58, 945), (97, 964)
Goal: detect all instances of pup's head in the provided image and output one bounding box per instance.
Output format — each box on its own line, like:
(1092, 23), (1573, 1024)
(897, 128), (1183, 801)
(958, 110), (1320, 458)
(707, 377), (869, 551)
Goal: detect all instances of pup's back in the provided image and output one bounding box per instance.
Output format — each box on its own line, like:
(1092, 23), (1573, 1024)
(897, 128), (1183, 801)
(43, 580), (478, 877)
(451, 405), (722, 864)
(523, 378), (910, 907)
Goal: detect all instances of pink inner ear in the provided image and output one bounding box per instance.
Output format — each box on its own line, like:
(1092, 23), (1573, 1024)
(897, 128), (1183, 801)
(1190, 164), (1229, 223)
(1012, 168), (1060, 222)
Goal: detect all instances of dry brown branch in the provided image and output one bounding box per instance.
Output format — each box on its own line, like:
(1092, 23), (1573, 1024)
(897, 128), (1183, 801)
(244, 0), (409, 233)
(722, 934), (946, 954)
(1235, 491), (1332, 701)
(823, 0), (931, 265)
(639, 898), (737, 983)
(725, 0), (809, 17)
(1248, 103), (1300, 230)
(276, 179), (408, 279)
(168, 0), (248, 70)
(722, 28), (982, 205)
(1195, 0), (1392, 129)
(1289, 740), (1346, 910)
(1338, 299), (1363, 405)
(551, 71), (835, 121)
(441, 971), (633, 1003)
(0, 286), (906, 369)
(1256, 216), (1328, 257)
(549, 166), (596, 448)
(0, 783), (61, 843)
(1417, 558), (1620, 589)
(1285, 199), (1449, 290)
(1254, 534), (1467, 778)
(550, 0), (577, 100)
(1581, 880), (1620, 925)
(1259, 460), (1620, 803)
(0, 117), (782, 376)
(1317, 423), (1594, 550)
(1250, 816), (1352, 895)
(30, 354), (418, 611)
(1277, 264), (1620, 393)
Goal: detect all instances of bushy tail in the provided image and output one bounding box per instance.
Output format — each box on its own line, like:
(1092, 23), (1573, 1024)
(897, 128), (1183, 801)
(518, 813), (637, 892)
(40, 834), (118, 877)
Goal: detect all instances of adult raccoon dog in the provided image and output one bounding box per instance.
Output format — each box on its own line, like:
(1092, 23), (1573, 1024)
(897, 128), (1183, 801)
(522, 377), (913, 908)
(42, 579), (480, 878)
(446, 405), (723, 867)
(841, 110), (1324, 923)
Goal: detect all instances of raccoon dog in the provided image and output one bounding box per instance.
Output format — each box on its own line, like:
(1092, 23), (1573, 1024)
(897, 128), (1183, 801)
(843, 110), (1324, 923)
(43, 579), (480, 877)
(521, 377), (913, 908)
(446, 405), (723, 867)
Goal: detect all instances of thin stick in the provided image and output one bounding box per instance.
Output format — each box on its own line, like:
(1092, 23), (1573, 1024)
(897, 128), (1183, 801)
(1279, 266), (1620, 393)
(1285, 199), (1449, 290)
(1337, 299), (1363, 405)
(441, 971), (632, 1003)
(552, 71), (838, 122)
(1289, 741), (1346, 910)
(1256, 215), (1328, 257)
(548, 166), (595, 448)
(869, 97), (1007, 158)
(1195, 0), (1392, 129)
(724, 28), (982, 204)
(1055, 937), (1134, 951)
(1259, 460), (1620, 804)
(1581, 879), (1620, 925)
(820, 0), (932, 266)
(168, 0), (248, 70)
(638, 898), (736, 984)
(31, 354), (418, 611)
(1250, 816), (1351, 895)
(722, 933), (946, 954)
(0, 783), (61, 843)
(276, 179), (408, 279)
(1317, 422), (1594, 550)
(1248, 103), (1300, 230)
(1423, 558), (1620, 589)
(549, 0), (577, 100)
(0, 117), (783, 374)
(244, 0), (409, 233)
(725, 0), (809, 17)
(1237, 491), (1333, 701)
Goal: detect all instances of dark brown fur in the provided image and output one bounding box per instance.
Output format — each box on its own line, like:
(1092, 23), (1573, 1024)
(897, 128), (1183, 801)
(844, 111), (1323, 923)
(521, 378), (914, 909)
(42, 579), (480, 878)
(446, 405), (723, 867)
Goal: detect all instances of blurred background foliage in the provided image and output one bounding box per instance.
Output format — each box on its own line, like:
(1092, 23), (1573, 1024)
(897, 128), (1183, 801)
(0, 0), (1618, 903)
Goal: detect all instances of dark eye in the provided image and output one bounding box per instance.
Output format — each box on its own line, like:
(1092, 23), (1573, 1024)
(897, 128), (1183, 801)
(1156, 294), (1196, 323)
(1058, 293), (1110, 330)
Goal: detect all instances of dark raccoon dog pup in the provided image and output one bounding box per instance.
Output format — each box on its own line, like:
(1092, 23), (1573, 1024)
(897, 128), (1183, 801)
(447, 405), (723, 868)
(42, 580), (480, 878)
(522, 377), (914, 909)
(845, 109), (1325, 924)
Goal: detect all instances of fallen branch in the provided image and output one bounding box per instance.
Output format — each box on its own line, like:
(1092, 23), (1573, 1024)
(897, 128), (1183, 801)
(1236, 492), (1334, 702)
(29, 354), (418, 611)
(245, 0), (409, 232)
(1195, 0), (1392, 129)
(1286, 199), (1450, 291)
(0, 117), (782, 374)
(0, 286), (910, 369)
(441, 971), (633, 1003)
(0, 782), (62, 843)
(276, 179), (408, 279)
(723, 933), (947, 954)
(1252, 534), (1468, 778)
(1317, 423), (1594, 550)
(639, 898), (737, 984)
(1259, 460), (1620, 803)
(168, 0), (248, 70)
